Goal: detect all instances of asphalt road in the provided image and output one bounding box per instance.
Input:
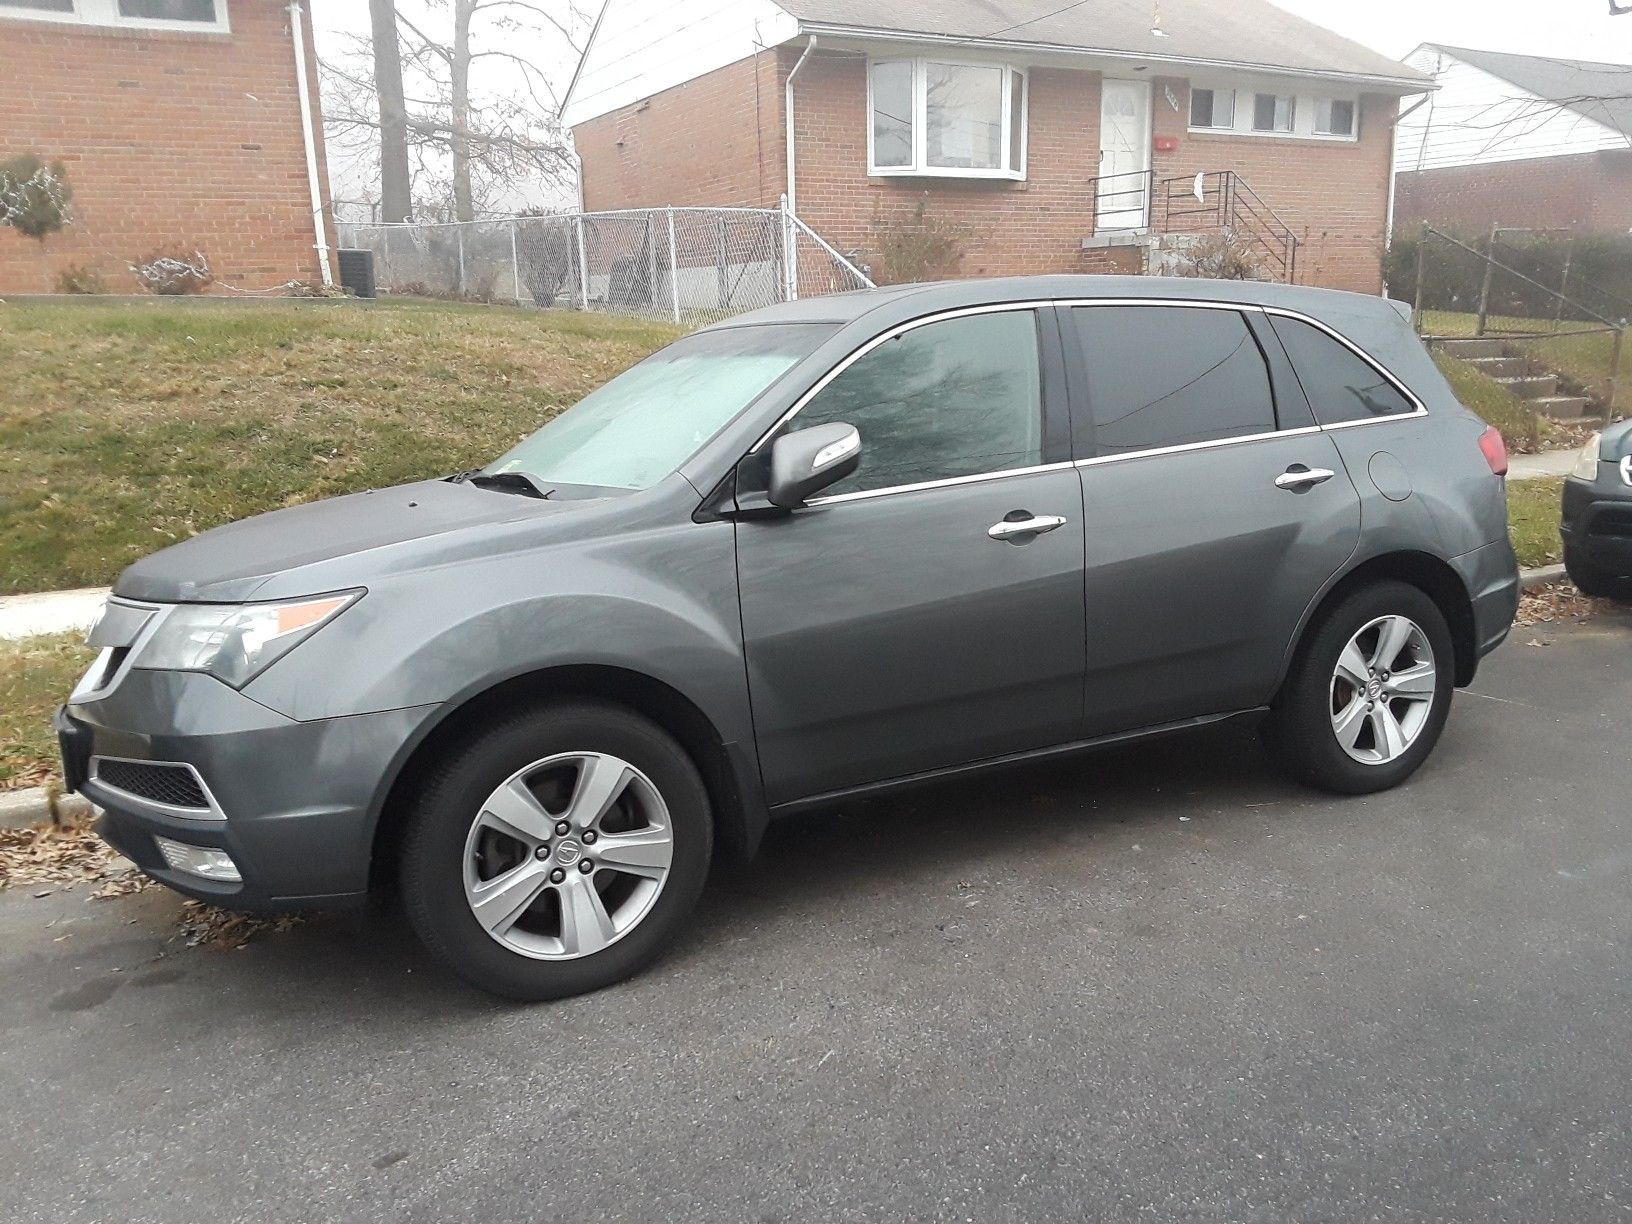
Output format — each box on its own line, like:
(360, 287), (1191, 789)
(4, 609), (1631, 1223)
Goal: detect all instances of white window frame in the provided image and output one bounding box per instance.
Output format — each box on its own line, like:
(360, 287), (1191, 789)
(1312, 96), (1357, 138)
(1186, 80), (1358, 143)
(867, 57), (1028, 181)
(0, 0), (230, 33)
(1251, 92), (1297, 134)
(1188, 86), (1235, 131)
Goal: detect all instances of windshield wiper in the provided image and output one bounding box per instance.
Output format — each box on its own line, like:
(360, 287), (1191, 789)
(453, 470), (553, 499)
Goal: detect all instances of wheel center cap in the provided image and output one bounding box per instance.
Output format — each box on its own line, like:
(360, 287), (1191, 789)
(554, 838), (583, 866)
(1366, 677), (1384, 701)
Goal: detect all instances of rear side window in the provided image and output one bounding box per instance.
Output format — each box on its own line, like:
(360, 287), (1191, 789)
(1072, 306), (1275, 455)
(1270, 315), (1416, 425)
(784, 309), (1044, 497)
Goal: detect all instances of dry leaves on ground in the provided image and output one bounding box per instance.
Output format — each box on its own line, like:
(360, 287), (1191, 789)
(0, 816), (302, 948)
(1516, 581), (1617, 629)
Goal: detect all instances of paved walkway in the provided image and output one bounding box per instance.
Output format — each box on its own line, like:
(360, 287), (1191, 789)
(1508, 447), (1579, 481)
(0, 587), (108, 641)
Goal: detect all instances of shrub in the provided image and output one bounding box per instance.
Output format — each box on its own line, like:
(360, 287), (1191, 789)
(0, 154), (72, 241)
(53, 263), (106, 294)
(868, 196), (972, 285)
(1170, 229), (1265, 280)
(132, 249), (213, 295)
(1387, 227), (1632, 324)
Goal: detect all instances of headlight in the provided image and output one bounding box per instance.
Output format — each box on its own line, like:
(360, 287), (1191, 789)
(1571, 433), (1602, 480)
(136, 591), (361, 687)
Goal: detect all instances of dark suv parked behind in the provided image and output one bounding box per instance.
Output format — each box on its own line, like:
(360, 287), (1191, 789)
(58, 277), (1519, 999)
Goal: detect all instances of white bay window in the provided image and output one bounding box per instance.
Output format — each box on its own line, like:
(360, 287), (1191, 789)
(0, 0), (228, 31)
(869, 58), (1028, 179)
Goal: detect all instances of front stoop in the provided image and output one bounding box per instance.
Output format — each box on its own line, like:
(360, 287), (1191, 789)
(1434, 338), (1596, 427)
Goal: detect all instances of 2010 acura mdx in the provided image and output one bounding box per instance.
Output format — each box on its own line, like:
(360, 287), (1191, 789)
(57, 277), (1519, 999)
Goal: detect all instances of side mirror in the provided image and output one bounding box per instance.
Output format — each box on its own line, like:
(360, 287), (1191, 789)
(767, 422), (861, 509)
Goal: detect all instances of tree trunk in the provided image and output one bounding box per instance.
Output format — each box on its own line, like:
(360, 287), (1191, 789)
(450, 0), (476, 223)
(368, 0), (412, 223)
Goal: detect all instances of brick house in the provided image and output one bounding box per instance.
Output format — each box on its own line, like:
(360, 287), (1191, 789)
(566, 0), (1430, 294)
(0, 0), (332, 293)
(1393, 45), (1632, 236)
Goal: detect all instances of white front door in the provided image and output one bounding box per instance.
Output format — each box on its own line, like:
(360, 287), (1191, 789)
(1097, 79), (1152, 230)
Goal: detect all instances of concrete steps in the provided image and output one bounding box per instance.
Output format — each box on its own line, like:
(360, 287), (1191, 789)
(1465, 355), (1527, 379)
(1529, 396), (1596, 425)
(1437, 338), (1507, 359)
(1496, 373), (1559, 398)
(1432, 335), (1600, 429)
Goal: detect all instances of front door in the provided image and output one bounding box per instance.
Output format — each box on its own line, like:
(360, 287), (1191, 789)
(1097, 79), (1152, 230)
(734, 307), (1087, 806)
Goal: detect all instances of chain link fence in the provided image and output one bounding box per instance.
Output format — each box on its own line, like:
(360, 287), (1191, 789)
(336, 206), (873, 327)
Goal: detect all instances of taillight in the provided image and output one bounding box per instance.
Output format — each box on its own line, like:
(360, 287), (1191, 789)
(1478, 426), (1508, 477)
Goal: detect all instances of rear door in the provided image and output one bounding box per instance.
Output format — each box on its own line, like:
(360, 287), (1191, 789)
(734, 306), (1087, 806)
(1063, 302), (1363, 736)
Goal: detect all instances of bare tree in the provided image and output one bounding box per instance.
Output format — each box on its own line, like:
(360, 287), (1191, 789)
(323, 1), (590, 221)
(369, 0), (412, 222)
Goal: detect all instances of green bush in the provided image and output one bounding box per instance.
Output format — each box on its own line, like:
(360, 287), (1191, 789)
(1387, 227), (1632, 325)
(0, 154), (72, 241)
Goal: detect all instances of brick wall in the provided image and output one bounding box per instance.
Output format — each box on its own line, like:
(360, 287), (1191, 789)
(575, 49), (1397, 294)
(0, 0), (333, 294)
(1394, 150), (1632, 237)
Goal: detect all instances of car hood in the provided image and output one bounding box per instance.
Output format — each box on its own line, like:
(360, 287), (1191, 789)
(1599, 418), (1632, 463)
(114, 478), (590, 604)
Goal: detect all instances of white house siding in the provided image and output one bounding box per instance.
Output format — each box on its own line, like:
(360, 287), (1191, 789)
(1395, 48), (1627, 173)
(565, 0), (798, 127)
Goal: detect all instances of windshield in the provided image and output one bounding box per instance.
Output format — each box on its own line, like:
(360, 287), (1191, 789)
(485, 323), (835, 492)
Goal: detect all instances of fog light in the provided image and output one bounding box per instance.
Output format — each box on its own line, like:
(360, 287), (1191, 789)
(154, 837), (242, 883)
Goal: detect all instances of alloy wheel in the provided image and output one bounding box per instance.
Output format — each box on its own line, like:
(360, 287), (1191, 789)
(1329, 614), (1438, 766)
(462, 751), (675, 960)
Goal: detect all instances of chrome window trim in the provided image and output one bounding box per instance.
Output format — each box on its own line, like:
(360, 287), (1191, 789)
(88, 755), (227, 822)
(745, 296), (1428, 504)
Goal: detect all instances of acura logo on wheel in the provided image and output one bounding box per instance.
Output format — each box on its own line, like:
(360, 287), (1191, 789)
(555, 839), (582, 866)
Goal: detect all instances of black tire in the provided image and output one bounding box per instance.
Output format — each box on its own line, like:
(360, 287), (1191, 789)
(1564, 546), (1632, 601)
(1262, 581), (1455, 795)
(400, 701), (712, 1001)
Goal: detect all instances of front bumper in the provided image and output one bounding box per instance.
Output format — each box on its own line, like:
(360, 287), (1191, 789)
(59, 669), (436, 911)
(1562, 473), (1632, 577)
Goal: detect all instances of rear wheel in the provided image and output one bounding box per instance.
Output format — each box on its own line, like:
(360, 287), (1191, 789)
(1263, 581), (1455, 794)
(1564, 546), (1632, 601)
(401, 702), (712, 1000)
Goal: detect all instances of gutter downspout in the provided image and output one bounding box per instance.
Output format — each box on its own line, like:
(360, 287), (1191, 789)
(784, 35), (817, 217)
(288, 0), (333, 287)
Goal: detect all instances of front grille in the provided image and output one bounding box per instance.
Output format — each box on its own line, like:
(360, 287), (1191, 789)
(1590, 507), (1632, 540)
(95, 759), (210, 810)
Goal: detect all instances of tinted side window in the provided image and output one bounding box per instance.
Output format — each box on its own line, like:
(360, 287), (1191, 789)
(785, 310), (1044, 497)
(1270, 315), (1415, 425)
(1073, 306), (1275, 455)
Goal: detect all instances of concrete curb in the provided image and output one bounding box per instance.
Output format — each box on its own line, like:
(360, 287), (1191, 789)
(0, 789), (94, 831)
(1520, 564), (1568, 592)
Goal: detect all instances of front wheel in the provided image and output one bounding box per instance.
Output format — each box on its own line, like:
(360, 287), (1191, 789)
(1263, 581), (1455, 794)
(400, 702), (712, 1000)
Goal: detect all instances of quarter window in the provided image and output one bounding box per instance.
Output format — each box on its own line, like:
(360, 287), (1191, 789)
(1073, 307), (1276, 455)
(783, 311), (1044, 497)
(1269, 316), (1415, 425)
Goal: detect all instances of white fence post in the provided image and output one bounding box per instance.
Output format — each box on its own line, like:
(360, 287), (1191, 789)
(510, 218), (521, 305)
(666, 207), (681, 325)
(575, 213), (590, 310)
(780, 193), (798, 302)
(456, 226), (466, 297)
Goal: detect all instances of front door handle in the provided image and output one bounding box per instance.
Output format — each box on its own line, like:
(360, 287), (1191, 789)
(988, 514), (1068, 541)
(1275, 466), (1337, 492)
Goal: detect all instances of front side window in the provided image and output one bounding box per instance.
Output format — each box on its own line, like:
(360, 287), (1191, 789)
(0, 0), (76, 12)
(1269, 316), (1415, 425)
(782, 311), (1044, 497)
(1253, 93), (1296, 133)
(1189, 87), (1235, 130)
(0, 0), (225, 25)
(1313, 97), (1357, 137)
(118, 0), (217, 19)
(487, 324), (834, 492)
(869, 59), (1027, 179)
(1074, 306), (1276, 455)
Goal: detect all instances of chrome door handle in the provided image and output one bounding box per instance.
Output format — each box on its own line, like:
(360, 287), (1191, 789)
(1275, 466), (1336, 491)
(988, 514), (1068, 541)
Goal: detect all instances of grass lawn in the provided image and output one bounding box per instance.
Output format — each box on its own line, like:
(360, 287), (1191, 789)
(1422, 309), (1629, 418)
(0, 634), (95, 791)
(0, 299), (681, 595)
(1507, 476), (1566, 570)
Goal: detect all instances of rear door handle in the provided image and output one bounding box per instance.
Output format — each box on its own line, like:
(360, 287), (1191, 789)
(1275, 466), (1337, 491)
(988, 514), (1068, 541)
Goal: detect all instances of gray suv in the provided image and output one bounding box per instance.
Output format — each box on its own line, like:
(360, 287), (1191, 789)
(57, 277), (1519, 999)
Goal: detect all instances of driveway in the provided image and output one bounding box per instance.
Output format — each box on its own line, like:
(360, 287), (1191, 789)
(4, 610), (1631, 1223)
